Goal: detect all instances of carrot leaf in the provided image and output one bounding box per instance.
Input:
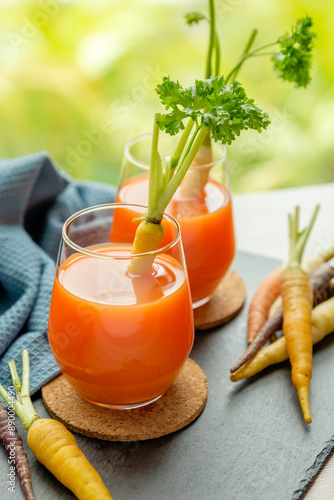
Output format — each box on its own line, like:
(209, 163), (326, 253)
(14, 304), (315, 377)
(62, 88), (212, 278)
(184, 11), (207, 25)
(287, 205), (320, 269)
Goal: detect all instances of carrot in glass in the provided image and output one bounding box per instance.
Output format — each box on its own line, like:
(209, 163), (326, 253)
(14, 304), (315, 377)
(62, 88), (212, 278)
(280, 205), (319, 424)
(126, 73), (270, 274)
(116, 174), (235, 303)
(0, 350), (112, 500)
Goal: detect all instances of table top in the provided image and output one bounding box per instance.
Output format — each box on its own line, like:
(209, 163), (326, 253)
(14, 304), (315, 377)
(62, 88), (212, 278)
(1, 182), (334, 500)
(234, 182), (334, 500)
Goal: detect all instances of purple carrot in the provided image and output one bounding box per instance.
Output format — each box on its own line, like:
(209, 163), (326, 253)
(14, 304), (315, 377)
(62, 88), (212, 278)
(230, 259), (334, 374)
(0, 399), (35, 500)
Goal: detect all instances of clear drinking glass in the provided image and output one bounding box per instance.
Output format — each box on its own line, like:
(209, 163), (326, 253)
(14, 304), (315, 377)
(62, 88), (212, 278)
(48, 203), (194, 410)
(116, 132), (236, 308)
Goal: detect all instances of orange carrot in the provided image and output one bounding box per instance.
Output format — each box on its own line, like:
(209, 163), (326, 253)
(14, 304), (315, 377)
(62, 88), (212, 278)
(280, 205), (319, 424)
(247, 267), (282, 343)
(0, 351), (112, 500)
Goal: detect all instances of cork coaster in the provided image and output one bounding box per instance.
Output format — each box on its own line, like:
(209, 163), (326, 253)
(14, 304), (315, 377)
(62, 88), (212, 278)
(194, 269), (246, 331)
(42, 358), (208, 442)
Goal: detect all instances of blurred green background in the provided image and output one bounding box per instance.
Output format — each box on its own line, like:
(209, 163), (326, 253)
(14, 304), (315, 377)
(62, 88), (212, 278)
(1, 0), (333, 193)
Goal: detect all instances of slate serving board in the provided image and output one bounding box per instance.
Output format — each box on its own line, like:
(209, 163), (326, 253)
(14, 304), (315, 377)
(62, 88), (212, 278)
(1, 250), (334, 500)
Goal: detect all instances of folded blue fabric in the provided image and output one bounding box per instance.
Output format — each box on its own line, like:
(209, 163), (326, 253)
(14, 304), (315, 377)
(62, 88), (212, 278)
(0, 152), (116, 395)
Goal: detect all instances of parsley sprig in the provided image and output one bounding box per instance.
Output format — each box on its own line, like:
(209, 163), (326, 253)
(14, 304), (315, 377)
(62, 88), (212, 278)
(272, 16), (315, 87)
(144, 75), (270, 222)
(156, 76), (270, 144)
(130, 5), (315, 259)
(187, 10), (315, 88)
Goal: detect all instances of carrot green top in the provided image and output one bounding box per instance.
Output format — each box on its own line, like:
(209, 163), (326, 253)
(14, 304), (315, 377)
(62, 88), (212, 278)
(286, 205), (320, 271)
(0, 350), (40, 430)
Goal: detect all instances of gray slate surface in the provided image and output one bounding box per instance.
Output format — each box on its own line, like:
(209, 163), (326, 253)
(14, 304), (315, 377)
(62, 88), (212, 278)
(1, 251), (334, 500)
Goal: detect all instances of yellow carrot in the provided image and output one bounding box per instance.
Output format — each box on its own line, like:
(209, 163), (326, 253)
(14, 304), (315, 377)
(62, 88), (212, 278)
(268, 243), (334, 317)
(0, 351), (112, 500)
(281, 269), (313, 423)
(230, 295), (334, 382)
(280, 205), (319, 424)
(27, 419), (111, 500)
(128, 219), (164, 275)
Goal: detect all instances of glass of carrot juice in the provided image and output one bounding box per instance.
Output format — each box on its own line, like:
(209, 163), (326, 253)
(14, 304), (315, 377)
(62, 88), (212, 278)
(116, 133), (236, 308)
(48, 203), (194, 409)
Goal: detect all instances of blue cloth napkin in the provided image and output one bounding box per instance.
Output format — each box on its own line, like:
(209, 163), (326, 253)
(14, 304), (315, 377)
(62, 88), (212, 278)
(0, 152), (116, 395)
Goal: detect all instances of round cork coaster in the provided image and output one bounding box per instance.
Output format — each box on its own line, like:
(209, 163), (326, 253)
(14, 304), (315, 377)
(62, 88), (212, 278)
(194, 269), (246, 331)
(41, 358), (208, 442)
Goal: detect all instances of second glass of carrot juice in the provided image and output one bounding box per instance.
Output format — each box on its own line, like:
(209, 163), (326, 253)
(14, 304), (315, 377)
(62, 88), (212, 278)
(48, 203), (194, 409)
(116, 133), (236, 308)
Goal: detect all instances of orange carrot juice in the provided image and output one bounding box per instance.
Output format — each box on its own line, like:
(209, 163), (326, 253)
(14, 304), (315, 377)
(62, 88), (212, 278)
(48, 243), (194, 408)
(116, 174), (235, 305)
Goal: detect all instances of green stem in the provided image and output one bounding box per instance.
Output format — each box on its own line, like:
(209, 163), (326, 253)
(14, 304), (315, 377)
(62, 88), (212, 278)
(214, 34), (221, 76)
(21, 350), (40, 428)
(9, 360), (22, 398)
(0, 350), (40, 431)
(287, 205), (320, 270)
(233, 29), (258, 81)
(157, 126), (209, 215)
(226, 38), (278, 83)
(147, 114), (162, 221)
(178, 122), (201, 170)
(205, 0), (215, 78)
(170, 118), (194, 170)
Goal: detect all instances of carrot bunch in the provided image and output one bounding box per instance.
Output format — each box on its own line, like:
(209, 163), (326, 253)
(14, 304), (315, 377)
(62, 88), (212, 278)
(229, 205), (334, 424)
(0, 350), (113, 500)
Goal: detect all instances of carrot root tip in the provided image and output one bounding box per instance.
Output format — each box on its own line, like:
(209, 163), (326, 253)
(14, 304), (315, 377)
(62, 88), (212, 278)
(297, 386), (312, 424)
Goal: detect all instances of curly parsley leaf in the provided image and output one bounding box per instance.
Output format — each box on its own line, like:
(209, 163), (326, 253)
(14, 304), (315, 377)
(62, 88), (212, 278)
(272, 16), (316, 87)
(184, 11), (207, 26)
(156, 76), (271, 144)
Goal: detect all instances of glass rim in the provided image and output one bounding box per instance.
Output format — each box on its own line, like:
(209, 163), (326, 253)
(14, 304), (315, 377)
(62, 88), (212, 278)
(124, 131), (227, 171)
(62, 202), (182, 260)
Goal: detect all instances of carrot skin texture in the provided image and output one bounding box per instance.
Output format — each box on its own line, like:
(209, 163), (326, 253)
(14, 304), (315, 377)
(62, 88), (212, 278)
(247, 267), (282, 343)
(230, 296), (334, 381)
(230, 260), (334, 373)
(27, 419), (112, 500)
(0, 400), (35, 500)
(281, 269), (313, 424)
(128, 220), (164, 275)
(232, 309), (283, 373)
(269, 257), (334, 317)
